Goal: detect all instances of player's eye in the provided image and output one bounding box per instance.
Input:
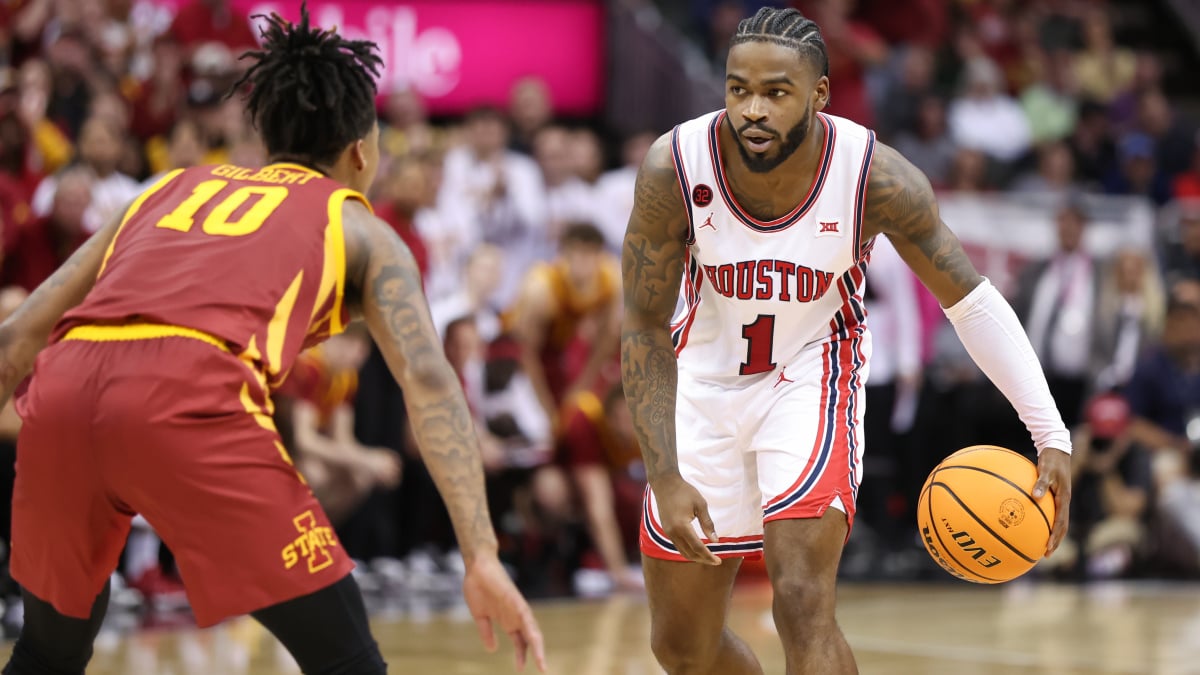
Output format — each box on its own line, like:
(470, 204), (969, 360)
(729, 86), (747, 96)
(769, 89), (787, 97)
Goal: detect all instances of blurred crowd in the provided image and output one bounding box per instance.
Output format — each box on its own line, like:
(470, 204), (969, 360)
(0, 0), (1191, 630)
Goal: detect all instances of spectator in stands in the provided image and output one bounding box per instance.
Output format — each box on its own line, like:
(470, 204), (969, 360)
(795, 0), (887, 127)
(14, 59), (73, 184)
(568, 129), (605, 186)
(1123, 297), (1200, 459)
(1104, 132), (1172, 205)
(1015, 202), (1100, 428)
(507, 223), (620, 432)
(1069, 393), (1152, 579)
(558, 384), (646, 595)
(408, 152), (475, 306)
(893, 95), (956, 189)
(1019, 49), (1079, 145)
(1094, 248), (1166, 393)
(1162, 207), (1200, 288)
(875, 46), (936, 142)
(1124, 296), (1200, 575)
(379, 88), (442, 160)
(1070, 100), (1118, 186)
(1134, 89), (1197, 180)
(593, 130), (654, 252)
(130, 36), (186, 147)
(1012, 141), (1082, 197)
(41, 30), (97, 140)
(430, 244), (505, 342)
(1109, 52), (1165, 132)
(373, 155), (432, 283)
(1072, 7), (1135, 105)
(168, 0), (257, 61)
(438, 105), (546, 307)
(141, 118), (203, 190)
(534, 126), (595, 252)
(30, 115), (140, 233)
(2, 166), (89, 292)
(278, 327), (402, 526)
(508, 76), (553, 156)
(947, 147), (992, 193)
(948, 56), (1032, 164)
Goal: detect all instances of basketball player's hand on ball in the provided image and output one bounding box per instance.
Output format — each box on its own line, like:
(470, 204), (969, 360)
(655, 475), (722, 565)
(463, 554), (547, 672)
(1033, 448), (1072, 557)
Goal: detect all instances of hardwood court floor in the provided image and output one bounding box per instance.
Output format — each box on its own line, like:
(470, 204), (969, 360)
(1, 581), (1198, 674)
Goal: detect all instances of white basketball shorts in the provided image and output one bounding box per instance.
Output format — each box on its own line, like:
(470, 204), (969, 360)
(640, 334), (870, 562)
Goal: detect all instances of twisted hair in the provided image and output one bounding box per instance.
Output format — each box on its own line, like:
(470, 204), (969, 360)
(731, 7), (828, 77)
(230, 1), (383, 166)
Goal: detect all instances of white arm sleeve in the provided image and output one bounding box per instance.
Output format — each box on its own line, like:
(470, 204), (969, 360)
(942, 278), (1073, 455)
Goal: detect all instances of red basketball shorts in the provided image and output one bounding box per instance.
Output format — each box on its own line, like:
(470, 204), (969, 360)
(11, 327), (353, 627)
(640, 335), (869, 562)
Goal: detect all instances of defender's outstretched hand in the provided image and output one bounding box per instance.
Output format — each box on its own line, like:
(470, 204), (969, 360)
(463, 555), (547, 672)
(1032, 448), (1072, 557)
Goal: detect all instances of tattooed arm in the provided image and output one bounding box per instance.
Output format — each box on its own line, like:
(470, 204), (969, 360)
(344, 201), (544, 670)
(863, 143), (1073, 555)
(344, 201), (497, 561)
(860, 143), (982, 305)
(0, 209), (122, 405)
(622, 134), (720, 565)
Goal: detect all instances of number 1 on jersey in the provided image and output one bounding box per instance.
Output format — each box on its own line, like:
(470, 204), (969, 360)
(739, 314), (777, 375)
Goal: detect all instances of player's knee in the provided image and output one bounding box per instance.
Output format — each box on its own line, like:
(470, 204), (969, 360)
(650, 622), (719, 672)
(770, 572), (835, 626)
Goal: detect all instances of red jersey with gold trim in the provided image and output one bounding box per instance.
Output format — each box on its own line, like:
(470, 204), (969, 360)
(54, 163), (370, 389)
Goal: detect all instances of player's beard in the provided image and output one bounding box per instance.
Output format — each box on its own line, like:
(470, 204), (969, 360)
(732, 104), (812, 174)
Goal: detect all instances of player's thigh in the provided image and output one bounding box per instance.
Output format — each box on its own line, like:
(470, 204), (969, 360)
(643, 555), (742, 646)
(755, 341), (865, 531)
(642, 378), (764, 560)
(10, 344), (131, 619)
(106, 408), (353, 627)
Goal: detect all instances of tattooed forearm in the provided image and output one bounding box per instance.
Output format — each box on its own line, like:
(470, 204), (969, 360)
(621, 134), (691, 485)
(357, 223), (498, 561)
(621, 329), (681, 480)
(864, 142), (983, 306)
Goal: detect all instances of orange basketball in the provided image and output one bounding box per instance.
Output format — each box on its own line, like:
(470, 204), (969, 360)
(917, 445), (1055, 584)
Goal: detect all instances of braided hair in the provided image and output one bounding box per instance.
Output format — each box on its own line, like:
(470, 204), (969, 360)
(230, 2), (383, 166)
(731, 7), (828, 77)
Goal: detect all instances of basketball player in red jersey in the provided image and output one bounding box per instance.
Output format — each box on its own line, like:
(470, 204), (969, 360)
(623, 8), (1072, 674)
(0, 7), (543, 674)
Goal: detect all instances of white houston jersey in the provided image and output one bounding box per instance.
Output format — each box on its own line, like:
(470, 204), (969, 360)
(669, 110), (877, 382)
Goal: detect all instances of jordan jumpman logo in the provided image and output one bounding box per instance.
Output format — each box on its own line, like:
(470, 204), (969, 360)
(773, 367), (794, 389)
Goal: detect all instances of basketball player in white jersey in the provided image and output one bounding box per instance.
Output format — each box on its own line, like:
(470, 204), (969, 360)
(621, 7), (1073, 674)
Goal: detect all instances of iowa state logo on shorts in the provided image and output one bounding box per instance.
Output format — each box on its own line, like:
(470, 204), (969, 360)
(281, 510), (339, 573)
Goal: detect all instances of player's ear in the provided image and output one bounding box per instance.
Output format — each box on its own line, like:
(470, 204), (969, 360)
(813, 75), (830, 112)
(351, 139), (367, 172)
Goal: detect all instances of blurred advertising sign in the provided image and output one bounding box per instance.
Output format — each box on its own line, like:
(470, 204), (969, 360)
(158, 0), (605, 115)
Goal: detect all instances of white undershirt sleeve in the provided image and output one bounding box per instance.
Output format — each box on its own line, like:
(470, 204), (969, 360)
(942, 278), (1073, 455)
